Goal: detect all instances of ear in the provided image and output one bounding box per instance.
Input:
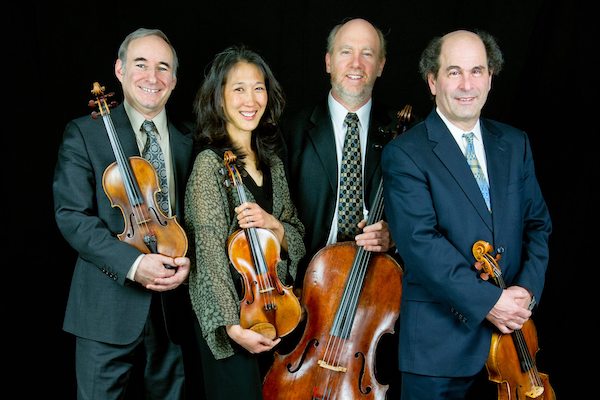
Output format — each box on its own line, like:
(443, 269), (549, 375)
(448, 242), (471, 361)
(427, 73), (437, 96)
(114, 59), (124, 83)
(325, 52), (331, 74)
(377, 57), (386, 77)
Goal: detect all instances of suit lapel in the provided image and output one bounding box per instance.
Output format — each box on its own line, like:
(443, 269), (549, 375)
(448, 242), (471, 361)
(426, 112), (493, 230)
(308, 103), (338, 193)
(481, 120), (509, 230)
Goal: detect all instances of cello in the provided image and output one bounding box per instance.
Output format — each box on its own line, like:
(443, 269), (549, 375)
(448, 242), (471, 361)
(223, 151), (302, 340)
(262, 105), (413, 400)
(89, 82), (187, 261)
(472, 240), (555, 400)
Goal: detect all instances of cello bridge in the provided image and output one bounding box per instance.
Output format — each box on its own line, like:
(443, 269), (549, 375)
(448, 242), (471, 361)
(525, 386), (544, 398)
(317, 359), (347, 373)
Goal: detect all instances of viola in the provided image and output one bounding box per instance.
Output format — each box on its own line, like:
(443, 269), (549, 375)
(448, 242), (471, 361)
(223, 151), (302, 340)
(262, 105), (413, 400)
(472, 240), (555, 400)
(89, 82), (187, 262)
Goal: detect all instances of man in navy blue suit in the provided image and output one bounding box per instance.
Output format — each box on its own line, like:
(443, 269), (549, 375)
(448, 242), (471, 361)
(382, 30), (552, 399)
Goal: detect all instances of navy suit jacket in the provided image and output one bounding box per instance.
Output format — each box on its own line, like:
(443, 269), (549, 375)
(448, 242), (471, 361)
(282, 98), (399, 285)
(54, 104), (193, 345)
(382, 109), (551, 376)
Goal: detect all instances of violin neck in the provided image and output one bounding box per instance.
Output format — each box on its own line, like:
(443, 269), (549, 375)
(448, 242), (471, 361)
(102, 114), (143, 207)
(235, 183), (269, 275)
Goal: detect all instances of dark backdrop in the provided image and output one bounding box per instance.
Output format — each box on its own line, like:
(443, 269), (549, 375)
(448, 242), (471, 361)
(10, 0), (593, 398)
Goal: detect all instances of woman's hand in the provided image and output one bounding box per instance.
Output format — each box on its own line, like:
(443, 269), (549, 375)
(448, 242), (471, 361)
(226, 324), (281, 354)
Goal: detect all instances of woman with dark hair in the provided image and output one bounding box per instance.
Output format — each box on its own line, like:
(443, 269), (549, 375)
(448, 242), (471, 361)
(184, 45), (305, 399)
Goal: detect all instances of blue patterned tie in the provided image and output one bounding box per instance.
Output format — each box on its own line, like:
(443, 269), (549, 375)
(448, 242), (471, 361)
(463, 132), (491, 211)
(141, 120), (170, 214)
(337, 112), (364, 241)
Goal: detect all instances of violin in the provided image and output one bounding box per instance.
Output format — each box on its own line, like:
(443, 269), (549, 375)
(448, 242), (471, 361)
(262, 104), (413, 400)
(223, 151), (302, 340)
(89, 82), (187, 262)
(472, 240), (555, 400)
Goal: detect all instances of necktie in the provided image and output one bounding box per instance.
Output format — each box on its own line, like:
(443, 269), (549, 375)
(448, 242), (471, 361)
(337, 112), (364, 241)
(141, 120), (170, 214)
(463, 132), (491, 211)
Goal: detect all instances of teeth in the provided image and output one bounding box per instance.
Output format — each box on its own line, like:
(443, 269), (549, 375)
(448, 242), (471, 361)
(141, 87), (159, 93)
(241, 111), (256, 117)
(347, 74), (363, 79)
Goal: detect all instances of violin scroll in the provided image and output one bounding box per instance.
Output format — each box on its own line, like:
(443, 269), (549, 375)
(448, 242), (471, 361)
(89, 82), (118, 119)
(472, 240), (502, 282)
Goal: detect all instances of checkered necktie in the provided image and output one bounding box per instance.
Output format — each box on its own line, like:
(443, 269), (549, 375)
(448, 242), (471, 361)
(463, 132), (491, 211)
(337, 112), (363, 241)
(141, 120), (170, 214)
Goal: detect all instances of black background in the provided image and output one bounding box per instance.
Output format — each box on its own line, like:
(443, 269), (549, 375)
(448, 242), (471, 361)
(10, 0), (593, 398)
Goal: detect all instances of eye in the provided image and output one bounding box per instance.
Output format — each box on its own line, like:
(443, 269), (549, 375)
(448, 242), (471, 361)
(472, 67), (484, 76)
(135, 63), (147, 70)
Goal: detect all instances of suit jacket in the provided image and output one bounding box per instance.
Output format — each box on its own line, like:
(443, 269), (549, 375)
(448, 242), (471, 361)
(54, 104), (193, 345)
(282, 98), (399, 285)
(381, 109), (552, 376)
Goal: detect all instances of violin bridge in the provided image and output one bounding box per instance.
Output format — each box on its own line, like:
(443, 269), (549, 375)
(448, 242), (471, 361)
(259, 287), (275, 294)
(317, 359), (347, 373)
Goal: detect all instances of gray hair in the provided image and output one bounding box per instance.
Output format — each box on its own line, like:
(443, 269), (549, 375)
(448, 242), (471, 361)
(117, 28), (179, 77)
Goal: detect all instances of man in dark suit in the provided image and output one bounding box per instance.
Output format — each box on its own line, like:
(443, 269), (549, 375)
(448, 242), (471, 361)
(382, 30), (552, 399)
(53, 28), (196, 399)
(281, 17), (401, 397)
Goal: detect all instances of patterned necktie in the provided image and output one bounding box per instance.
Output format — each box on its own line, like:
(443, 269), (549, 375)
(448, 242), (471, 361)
(141, 120), (170, 214)
(463, 132), (491, 211)
(337, 112), (364, 241)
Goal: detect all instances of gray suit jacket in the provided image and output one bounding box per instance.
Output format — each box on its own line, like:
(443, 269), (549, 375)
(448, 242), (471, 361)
(382, 109), (552, 376)
(54, 104), (193, 345)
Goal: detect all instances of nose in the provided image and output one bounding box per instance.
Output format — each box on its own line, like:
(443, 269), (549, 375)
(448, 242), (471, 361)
(243, 90), (258, 105)
(460, 74), (474, 91)
(146, 68), (158, 83)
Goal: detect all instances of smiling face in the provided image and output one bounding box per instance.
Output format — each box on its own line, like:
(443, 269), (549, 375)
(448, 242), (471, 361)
(325, 18), (385, 111)
(428, 30), (493, 131)
(115, 34), (177, 119)
(222, 61), (267, 139)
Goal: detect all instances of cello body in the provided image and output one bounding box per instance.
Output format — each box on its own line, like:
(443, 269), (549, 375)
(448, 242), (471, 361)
(487, 319), (555, 400)
(262, 242), (402, 400)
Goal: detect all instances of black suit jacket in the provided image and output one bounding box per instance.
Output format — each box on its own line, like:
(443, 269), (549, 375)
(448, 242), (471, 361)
(281, 98), (398, 285)
(53, 104), (193, 345)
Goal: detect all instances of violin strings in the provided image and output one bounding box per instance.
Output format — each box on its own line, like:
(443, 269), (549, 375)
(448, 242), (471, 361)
(236, 182), (275, 312)
(103, 115), (152, 240)
(483, 251), (544, 390)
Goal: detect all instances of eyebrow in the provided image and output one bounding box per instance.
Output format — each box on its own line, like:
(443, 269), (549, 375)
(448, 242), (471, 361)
(133, 57), (171, 69)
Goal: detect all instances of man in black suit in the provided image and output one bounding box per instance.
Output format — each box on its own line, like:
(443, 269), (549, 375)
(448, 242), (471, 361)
(53, 28), (196, 399)
(281, 17), (401, 396)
